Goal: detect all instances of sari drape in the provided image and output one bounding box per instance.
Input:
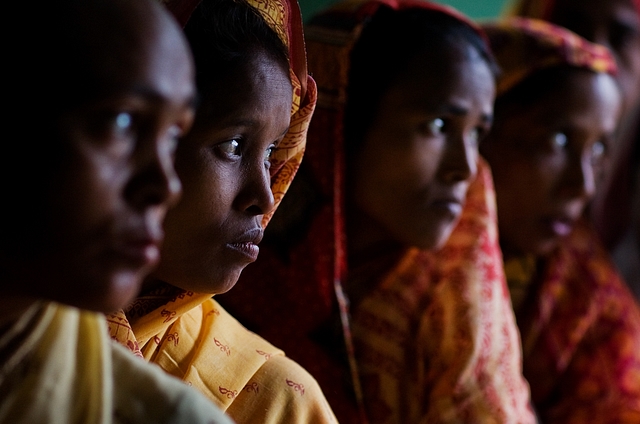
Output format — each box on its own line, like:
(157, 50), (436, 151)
(107, 0), (334, 422)
(218, 1), (535, 423)
(351, 160), (535, 423)
(0, 302), (231, 424)
(485, 17), (640, 423)
(505, 222), (640, 424)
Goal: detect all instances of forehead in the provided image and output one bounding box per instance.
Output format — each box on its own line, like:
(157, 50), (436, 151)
(200, 50), (292, 125)
(386, 45), (495, 111)
(68, 0), (193, 101)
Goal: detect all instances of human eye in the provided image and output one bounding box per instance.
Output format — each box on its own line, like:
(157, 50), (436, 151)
(427, 118), (445, 135)
(215, 138), (241, 159)
(551, 132), (568, 149)
(590, 139), (607, 165)
(264, 144), (275, 168)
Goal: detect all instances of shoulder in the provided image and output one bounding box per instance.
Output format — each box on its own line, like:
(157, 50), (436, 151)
(110, 342), (232, 424)
(225, 354), (338, 424)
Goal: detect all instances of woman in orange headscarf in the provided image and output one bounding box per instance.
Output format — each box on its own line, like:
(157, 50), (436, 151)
(106, 0), (337, 422)
(219, 1), (536, 422)
(510, 0), (640, 299)
(481, 17), (640, 423)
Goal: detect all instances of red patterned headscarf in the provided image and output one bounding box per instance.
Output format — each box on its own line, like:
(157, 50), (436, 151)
(482, 17), (617, 97)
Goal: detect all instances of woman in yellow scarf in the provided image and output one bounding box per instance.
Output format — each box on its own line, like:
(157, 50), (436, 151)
(219, 0), (536, 422)
(480, 17), (640, 423)
(1, 0), (230, 422)
(107, 0), (336, 422)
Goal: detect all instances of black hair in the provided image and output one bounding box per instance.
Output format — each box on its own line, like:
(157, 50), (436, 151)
(184, 0), (290, 104)
(343, 5), (499, 158)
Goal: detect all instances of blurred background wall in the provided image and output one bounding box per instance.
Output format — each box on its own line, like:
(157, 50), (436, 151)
(299, 0), (512, 22)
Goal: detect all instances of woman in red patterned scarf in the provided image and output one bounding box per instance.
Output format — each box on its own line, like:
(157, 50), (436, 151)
(220, 0), (536, 422)
(511, 0), (640, 299)
(481, 17), (640, 423)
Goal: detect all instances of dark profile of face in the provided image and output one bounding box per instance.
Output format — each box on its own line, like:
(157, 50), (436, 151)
(482, 70), (621, 258)
(350, 44), (495, 251)
(3, 0), (196, 313)
(150, 49), (292, 295)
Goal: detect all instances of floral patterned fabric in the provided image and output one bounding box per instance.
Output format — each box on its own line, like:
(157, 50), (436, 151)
(505, 222), (640, 424)
(352, 160), (535, 424)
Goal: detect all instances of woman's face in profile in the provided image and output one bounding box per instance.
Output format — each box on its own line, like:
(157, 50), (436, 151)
(350, 45), (495, 251)
(482, 71), (621, 258)
(31, 7), (196, 313)
(550, 0), (640, 111)
(153, 49), (293, 295)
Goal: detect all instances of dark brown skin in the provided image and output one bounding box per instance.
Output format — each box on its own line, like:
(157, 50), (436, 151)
(146, 50), (292, 295)
(481, 70), (621, 259)
(1, 0), (196, 320)
(347, 44), (495, 255)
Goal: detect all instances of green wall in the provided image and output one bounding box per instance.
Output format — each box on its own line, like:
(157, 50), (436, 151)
(299, 0), (511, 22)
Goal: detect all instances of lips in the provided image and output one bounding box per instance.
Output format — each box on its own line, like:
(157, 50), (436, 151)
(117, 230), (163, 268)
(226, 227), (264, 262)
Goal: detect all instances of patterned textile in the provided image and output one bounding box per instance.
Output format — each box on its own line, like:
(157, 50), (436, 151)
(0, 302), (231, 424)
(485, 17), (640, 423)
(481, 17), (617, 97)
(106, 0), (330, 422)
(504, 222), (640, 424)
(218, 1), (535, 423)
(352, 160), (535, 423)
(109, 299), (337, 423)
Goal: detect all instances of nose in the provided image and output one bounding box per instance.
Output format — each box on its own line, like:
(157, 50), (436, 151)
(439, 132), (478, 184)
(561, 151), (596, 202)
(124, 133), (182, 211)
(234, 161), (275, 217)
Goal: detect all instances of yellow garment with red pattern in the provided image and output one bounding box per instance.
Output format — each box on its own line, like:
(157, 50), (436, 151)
(351, 160), (536, 423)
(505, 222), (640, 424)
(108, 296), (337, 423)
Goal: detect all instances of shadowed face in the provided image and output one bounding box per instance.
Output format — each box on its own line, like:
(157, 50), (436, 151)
(550, 0), (640, 112)
(350, 44), (495, 251)
(482, 70), (621, 258)
(150, 49), (292, 295)
(10, 0), (196, 313)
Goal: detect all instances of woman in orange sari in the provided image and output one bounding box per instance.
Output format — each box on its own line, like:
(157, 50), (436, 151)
(510, 0), (640, 299)
(480, 17), (640, 423)
(106, 0), (336, 422)
(219, 1), (536, 422)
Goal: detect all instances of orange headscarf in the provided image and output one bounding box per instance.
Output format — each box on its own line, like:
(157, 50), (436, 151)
(220, 1), (535, 423)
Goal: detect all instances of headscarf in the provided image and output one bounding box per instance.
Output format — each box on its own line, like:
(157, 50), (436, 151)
(107, 0), (316, 370)
(482, 17), (617, 97)
(219, 1), (534, 422)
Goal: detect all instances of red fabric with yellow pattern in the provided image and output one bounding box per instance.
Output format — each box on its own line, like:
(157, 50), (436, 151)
(482, 17), (617, 97)
(507, 221), (640, 423)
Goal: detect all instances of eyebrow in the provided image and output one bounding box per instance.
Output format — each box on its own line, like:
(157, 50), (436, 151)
(434, 103), (494, 124)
